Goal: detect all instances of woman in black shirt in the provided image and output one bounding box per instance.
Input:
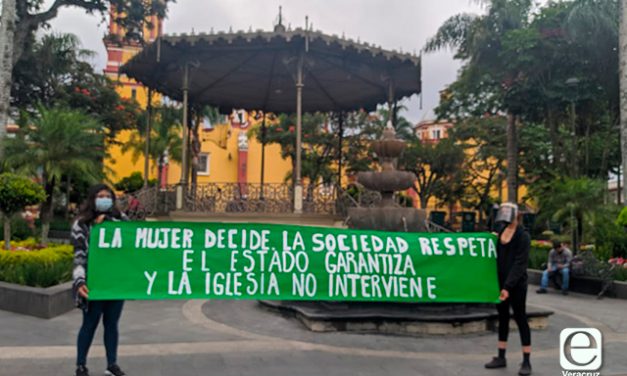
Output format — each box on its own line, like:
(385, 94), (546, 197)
(485, 202), (532, 376)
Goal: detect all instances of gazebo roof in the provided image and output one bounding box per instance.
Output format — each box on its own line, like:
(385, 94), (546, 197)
(121, 28), (421, 113)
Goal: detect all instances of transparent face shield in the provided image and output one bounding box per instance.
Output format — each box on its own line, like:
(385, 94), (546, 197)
(495, 204), (517, 225)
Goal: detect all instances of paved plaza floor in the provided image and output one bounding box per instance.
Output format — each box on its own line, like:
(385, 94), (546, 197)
(1, 291), (626, 376)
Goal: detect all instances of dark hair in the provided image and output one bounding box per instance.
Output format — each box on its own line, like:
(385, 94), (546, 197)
(78, 183), (122, 225)
(552, 239), (562, 249)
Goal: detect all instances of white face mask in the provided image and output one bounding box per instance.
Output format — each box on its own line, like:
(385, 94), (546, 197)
(95, 197), (113, 212)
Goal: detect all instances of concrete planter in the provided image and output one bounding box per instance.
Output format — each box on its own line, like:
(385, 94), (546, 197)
(528, 269), (627, 299)
(0, 280), (74, 319)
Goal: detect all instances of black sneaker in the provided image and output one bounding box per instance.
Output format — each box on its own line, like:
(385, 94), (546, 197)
(562, 290), (569, 295)
(536, 288), (547, 294)
(485, 357), (507, 369)
(105, 364), (126, 376)
(519, 362), (532, 375)
(75, 365), (89, 376)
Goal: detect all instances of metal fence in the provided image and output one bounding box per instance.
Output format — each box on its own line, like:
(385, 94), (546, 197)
(118, 183), (419, 220)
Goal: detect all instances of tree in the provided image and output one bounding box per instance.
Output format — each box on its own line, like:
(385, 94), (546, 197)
(0, 0), (174, 157)
(533, 177), (605, 252)
(426, 0), (535, 203)
(6, 107), (104, 245)
(0, 173), (46, 250)
(257, 113), (337, 192)
(12, 33), (140, 140)
(115, 172), (157, 193)
(621, 0), (627, 203)
(121, 103), (183, 180)
(0, 0), (17, 159)
(399, 138), (466, 209)
(449, 117), (506, 223)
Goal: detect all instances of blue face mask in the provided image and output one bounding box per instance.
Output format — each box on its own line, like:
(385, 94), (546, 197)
(95, 197), (113, 212)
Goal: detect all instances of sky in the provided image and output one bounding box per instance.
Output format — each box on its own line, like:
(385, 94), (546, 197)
(44, 0), (485, 123)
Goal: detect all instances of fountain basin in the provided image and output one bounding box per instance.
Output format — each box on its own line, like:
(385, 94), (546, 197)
(357, 171), (416, 192)
(372, 139), (406, 158)
(347, 207), (426, 232)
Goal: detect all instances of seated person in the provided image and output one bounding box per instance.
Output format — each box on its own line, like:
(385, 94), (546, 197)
(537, 240), (572, 295)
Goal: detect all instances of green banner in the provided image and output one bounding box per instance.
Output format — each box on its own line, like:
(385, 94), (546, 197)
(87, 221), (500, 303)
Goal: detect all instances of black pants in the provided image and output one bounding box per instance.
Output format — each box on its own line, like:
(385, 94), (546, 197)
(496, 285), (531, 346)
(76, 300), (124, 366)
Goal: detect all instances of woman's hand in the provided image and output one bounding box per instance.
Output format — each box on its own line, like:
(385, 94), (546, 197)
(94, 214), (106, 224)
(499, 289), (509, 301)
(78, 285), (89, 299)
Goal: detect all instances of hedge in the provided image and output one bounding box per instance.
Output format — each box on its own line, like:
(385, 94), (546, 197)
(0, 240), (73, 287)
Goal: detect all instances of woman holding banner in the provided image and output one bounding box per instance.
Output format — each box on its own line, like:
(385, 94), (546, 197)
(71, 184), (128, 376)
(484, 202), (532, 376)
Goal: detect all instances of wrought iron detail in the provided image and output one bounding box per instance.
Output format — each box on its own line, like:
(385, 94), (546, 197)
(118, 183), (414, 218)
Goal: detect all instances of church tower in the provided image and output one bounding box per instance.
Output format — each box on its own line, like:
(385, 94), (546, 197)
(103, 5), (162, 107)
(103, 4), (163, 185)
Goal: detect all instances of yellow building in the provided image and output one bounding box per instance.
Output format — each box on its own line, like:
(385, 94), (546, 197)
(103, 10), (292, 187)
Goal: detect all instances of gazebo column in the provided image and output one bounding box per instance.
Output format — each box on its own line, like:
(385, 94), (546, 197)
(294, 53), (304, 214)
(144, 88), (153, 188)
(260, 112), (266, 200)
(176, 63), (190, 210)
(337, 111), (344, 186)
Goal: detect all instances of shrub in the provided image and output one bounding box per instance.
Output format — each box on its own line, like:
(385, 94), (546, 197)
(591, 206), (627, 259)
(0, 241), (73, 287)
(529, 245), (549, 270)
(115, 172), (156, 193)
(617, 206), (627, 227)
(614, 267), (627, 282)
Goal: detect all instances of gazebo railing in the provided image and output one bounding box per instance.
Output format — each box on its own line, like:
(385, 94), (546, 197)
(119, 183), (412, 218)
(182, 183), (342, 215)
(117, 185), (177, 220)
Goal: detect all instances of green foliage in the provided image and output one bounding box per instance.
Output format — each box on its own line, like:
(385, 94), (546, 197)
(590, 205), (627, 258)
(15, 1), (175, 60)
(115, 172), (157, 193)
(430, 0), (621, 190)
(0, 242), (73, 287)
(528, 246), (550, 270)
(400, 138), (465, 209)
(0, 173), (45, 216)
(0, 215), (35, 241)
(617, 206), (627, 227)
(533, 177), (605, 251)
(615, 267), (627, 282)
(6, 107), (105, 186)
(122, 104), (183, 166)
(257, 112), (337, 185)
(12, 33), (141, 139)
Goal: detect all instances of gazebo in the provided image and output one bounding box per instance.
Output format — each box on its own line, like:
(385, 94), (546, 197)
(121, 15), (421, 214)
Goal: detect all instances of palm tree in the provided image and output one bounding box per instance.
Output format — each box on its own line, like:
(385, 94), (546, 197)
(541, 177), (605, 252)
(6, 107), (104, 245)
(122, 104), (183, 188)
(424, 0), (533, 203)
(361, 105), (416, 141)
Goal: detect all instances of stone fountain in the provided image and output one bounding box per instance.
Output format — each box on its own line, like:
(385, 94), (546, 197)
(347, 122), (426, 232)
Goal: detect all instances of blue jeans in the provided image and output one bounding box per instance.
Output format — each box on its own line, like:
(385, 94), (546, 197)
(541, 266), (570, 290)
(76, 300), (124, 366)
